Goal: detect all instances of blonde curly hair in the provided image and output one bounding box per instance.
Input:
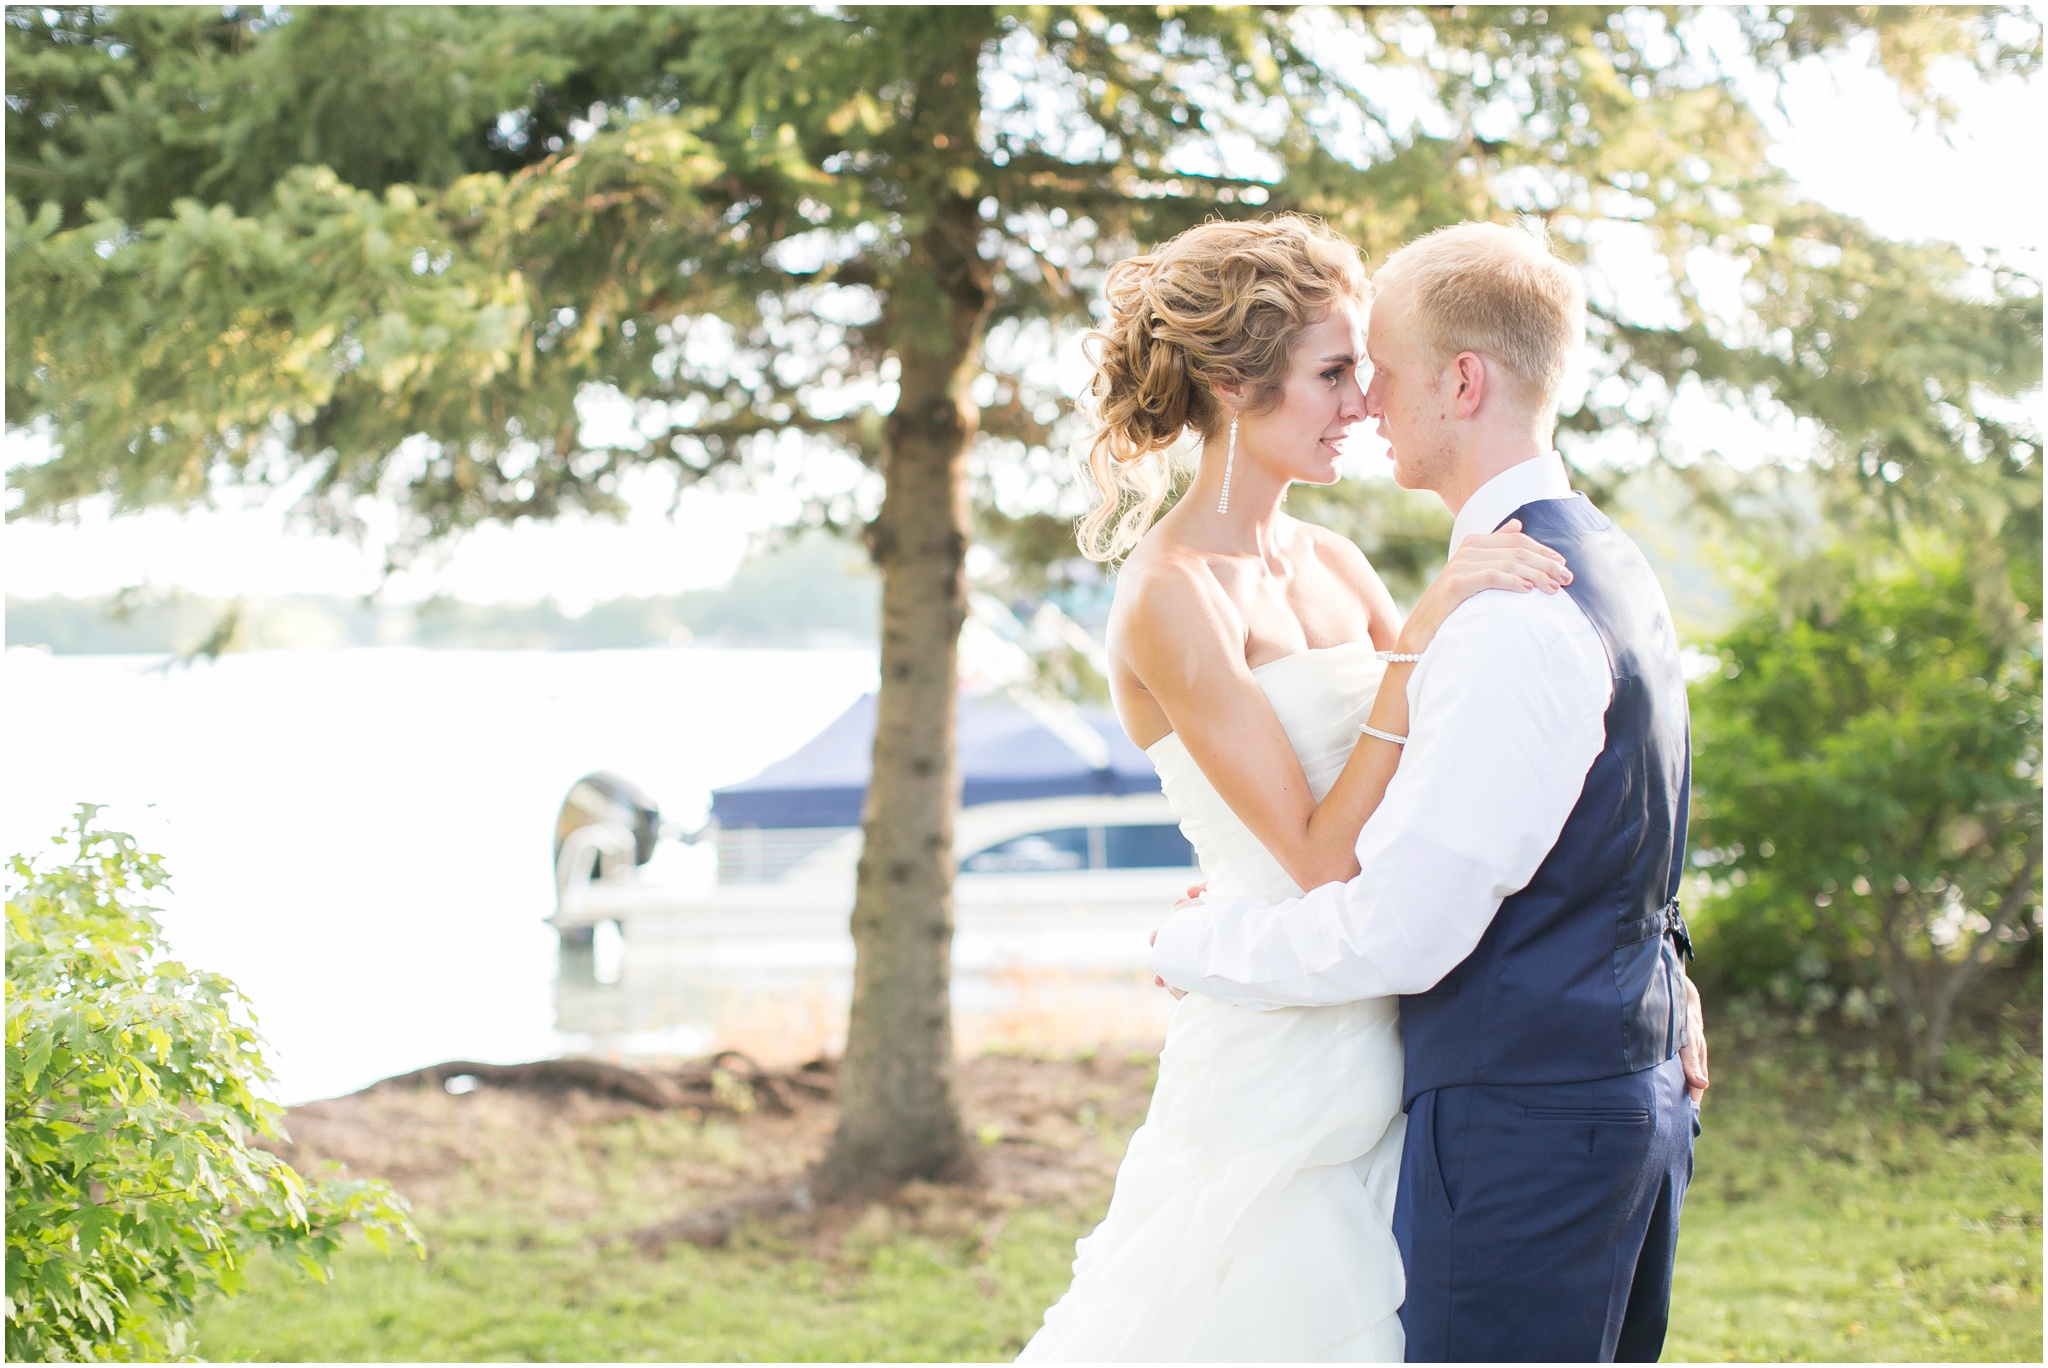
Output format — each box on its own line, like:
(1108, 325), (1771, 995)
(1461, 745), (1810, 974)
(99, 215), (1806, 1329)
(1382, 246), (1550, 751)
(1074, 215), (1369, 563)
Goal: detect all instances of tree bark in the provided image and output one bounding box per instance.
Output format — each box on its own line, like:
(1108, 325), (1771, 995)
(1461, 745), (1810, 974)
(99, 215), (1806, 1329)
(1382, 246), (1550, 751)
(813, 14), (993, 1200)
(1875, 895), (1930, 1082)
(1916, 848), (2042, 1089)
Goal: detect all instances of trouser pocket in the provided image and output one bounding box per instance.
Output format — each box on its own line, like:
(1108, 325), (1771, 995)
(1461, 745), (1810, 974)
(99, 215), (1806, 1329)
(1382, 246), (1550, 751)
(1521, 1106), (1651, 1124)
(1418, 1090), (1457, 1217)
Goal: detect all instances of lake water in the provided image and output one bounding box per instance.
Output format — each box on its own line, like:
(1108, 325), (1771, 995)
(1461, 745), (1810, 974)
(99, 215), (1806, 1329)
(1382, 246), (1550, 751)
(8, 646), (1181, 1102)
(5, 646), (894, 1103)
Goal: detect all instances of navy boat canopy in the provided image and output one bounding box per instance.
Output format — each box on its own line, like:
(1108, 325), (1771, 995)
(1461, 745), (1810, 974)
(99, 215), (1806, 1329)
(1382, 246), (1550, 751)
(710, 691), (1159, 829)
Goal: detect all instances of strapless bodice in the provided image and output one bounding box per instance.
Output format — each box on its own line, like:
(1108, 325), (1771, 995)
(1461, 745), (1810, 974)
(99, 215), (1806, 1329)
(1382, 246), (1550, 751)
(1145, 642), (1387, 902)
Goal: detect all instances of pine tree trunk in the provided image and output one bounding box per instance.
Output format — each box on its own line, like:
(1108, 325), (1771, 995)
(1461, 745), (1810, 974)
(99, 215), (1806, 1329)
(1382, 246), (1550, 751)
(813, 17), (993, 1198)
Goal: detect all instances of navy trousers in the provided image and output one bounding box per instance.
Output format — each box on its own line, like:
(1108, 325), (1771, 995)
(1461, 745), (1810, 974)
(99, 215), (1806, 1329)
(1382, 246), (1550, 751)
(1393, 1057), (1696, 1363)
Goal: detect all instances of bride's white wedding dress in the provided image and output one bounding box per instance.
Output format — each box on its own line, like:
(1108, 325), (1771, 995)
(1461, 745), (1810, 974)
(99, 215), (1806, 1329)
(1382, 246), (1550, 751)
(1019, 642), (1407, 1363)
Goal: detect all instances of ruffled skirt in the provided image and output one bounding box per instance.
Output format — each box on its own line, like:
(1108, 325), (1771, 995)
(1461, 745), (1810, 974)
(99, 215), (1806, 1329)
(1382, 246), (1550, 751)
(1018, 991), (1407, 1362)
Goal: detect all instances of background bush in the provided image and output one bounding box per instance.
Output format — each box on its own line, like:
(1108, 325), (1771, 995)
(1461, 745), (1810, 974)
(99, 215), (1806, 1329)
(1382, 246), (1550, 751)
(4, 808), (421, 1361)
(1688, 542), (2043, 1087)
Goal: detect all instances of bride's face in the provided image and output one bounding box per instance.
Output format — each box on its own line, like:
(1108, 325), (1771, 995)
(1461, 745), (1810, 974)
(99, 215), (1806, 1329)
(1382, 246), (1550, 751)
(1232, 304), (1368, 487)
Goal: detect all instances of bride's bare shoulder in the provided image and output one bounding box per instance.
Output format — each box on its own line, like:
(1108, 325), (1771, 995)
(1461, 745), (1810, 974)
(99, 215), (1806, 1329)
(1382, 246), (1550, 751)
(1109, 538), (1240, 663)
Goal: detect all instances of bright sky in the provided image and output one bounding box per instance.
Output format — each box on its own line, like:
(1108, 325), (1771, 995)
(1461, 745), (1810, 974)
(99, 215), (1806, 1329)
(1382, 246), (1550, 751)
(5, 37), (2041, 612)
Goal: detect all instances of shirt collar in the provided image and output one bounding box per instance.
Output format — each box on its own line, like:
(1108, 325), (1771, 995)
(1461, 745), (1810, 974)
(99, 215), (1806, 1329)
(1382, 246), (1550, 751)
(1447, 452), (1575, 555)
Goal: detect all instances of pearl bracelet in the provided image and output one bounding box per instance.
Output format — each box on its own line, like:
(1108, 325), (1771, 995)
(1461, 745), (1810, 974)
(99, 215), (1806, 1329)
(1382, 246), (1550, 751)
(1358, 723), (1409, 746)
(1375, 649), (1424, 663)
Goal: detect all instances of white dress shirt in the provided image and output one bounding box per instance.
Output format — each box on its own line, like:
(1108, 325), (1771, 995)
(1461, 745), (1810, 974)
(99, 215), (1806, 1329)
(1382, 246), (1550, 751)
(1150, 453), (1615, 1007)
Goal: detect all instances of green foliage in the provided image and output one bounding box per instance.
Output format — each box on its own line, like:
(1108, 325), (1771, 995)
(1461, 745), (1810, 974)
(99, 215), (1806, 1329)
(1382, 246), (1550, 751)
(1619, 206), (2042, 624)
(7, 5), (2038, 572)
(4, 807), (421, 1361)
(1689, 544), (2043, 1085)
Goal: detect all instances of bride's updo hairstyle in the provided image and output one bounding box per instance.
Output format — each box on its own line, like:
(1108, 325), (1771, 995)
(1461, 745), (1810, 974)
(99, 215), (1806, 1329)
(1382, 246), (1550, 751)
(1075, 214), (1368, 562)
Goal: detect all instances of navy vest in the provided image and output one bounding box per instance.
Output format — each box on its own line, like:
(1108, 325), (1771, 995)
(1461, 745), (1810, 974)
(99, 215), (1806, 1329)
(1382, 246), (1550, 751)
(1399, 494), (1693, 1107)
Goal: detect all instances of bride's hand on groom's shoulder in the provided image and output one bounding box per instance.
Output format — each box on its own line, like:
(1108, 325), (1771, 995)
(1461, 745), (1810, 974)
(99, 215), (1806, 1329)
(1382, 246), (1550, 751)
(1396, 520), (1573, 657)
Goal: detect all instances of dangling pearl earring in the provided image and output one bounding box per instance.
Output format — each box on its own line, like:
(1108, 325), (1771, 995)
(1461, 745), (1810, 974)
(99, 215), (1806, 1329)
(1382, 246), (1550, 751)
(1216, 415), (1237, 515)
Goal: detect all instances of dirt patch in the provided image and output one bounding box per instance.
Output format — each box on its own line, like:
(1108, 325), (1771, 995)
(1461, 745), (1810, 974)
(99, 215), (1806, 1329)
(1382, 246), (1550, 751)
(268, 1046), (1161, 1251)
(963, 1048), (1159, 1209)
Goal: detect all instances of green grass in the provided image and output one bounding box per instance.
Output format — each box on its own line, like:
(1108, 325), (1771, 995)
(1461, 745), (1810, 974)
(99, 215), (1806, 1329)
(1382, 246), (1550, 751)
(196, 1020), (2040, 1362)
(193, 1099), (1113, 1363)
(192, 1207), (1092, 1361)
(1665, 1005), (2041, 1362)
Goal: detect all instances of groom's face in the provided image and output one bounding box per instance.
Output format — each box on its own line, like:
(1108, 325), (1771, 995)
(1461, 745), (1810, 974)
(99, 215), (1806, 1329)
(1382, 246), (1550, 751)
(1362, 288), (1456, 495)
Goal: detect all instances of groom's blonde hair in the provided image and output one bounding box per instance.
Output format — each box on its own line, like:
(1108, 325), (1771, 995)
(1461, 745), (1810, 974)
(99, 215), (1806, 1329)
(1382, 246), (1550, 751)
(1374, 221), (1584, 416)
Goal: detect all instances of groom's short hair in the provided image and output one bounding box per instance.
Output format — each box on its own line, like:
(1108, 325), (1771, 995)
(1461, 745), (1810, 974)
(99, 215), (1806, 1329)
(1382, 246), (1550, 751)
(1375, 221), (1584, 415)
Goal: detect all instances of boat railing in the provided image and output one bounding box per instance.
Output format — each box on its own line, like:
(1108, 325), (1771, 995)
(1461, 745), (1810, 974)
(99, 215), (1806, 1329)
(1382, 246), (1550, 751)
(715, 825), (857, 884)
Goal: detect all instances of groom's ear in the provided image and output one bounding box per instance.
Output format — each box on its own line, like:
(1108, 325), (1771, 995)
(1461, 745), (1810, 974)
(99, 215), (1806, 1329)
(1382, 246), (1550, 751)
(1450, 350), (1490, 419)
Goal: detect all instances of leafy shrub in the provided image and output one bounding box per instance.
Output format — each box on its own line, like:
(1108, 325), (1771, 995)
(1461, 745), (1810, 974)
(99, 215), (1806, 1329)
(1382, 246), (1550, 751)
(1688, 544), (2042, 1086)
(5, 807), (421, 1361)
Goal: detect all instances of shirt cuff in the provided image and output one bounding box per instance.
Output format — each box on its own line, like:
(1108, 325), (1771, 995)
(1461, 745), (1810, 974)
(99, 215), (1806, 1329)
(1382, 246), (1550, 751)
(1148, 901), (1205, 989)
(1149, 900), (1288, 1012)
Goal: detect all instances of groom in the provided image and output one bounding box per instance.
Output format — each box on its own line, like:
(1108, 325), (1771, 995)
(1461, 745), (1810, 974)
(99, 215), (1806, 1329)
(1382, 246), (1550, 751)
(1151, 221), (1707, 1363)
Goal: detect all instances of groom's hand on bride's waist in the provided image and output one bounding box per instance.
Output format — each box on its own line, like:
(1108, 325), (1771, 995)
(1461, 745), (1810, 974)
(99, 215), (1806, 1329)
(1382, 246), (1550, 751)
(1150, 897), (1201, 999)
(1149, 927), (1187, 998)
(1150, 927), (1189, 998)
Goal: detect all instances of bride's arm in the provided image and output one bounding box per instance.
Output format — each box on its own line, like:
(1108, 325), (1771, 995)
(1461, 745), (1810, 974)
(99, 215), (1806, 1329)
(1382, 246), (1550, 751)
(1120, 524), (1568, 893)
(1118, 565), (1339, 889)
(1294, 521), (1571, 884)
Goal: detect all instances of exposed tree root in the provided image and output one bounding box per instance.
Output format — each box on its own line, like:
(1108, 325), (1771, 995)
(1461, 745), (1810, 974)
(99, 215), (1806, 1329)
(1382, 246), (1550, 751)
(359, 1051), (836, 1117)
(273, 1048), (1161, 1266)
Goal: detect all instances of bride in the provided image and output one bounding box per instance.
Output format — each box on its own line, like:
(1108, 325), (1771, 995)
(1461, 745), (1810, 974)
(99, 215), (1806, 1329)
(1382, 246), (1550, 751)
(1018, 216), (1571, 1362)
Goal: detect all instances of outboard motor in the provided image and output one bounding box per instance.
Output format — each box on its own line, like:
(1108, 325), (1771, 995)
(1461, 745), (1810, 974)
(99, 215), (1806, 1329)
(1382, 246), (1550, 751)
(553, 773), (666, 943)
(556, 771), (662, 870)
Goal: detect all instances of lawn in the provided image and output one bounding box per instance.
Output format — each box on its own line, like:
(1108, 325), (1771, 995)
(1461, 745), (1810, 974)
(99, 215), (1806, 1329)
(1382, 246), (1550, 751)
(195, 1016), (2040, 1362)
(1663, 1005), (2040, 1362)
